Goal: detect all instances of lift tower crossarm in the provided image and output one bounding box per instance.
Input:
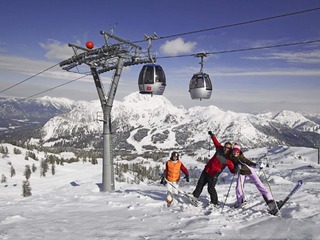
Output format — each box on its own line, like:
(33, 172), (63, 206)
(100, 31), (142, 50)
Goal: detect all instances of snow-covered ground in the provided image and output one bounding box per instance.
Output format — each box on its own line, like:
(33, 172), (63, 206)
(0, 144), (319, 240)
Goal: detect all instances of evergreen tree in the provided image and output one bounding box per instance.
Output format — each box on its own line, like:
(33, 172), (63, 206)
(1, 174), (7, 183)
(117, 171), (125, 182)
(0, 146), (9, 154)
(40, 160), (49, 177)
(22, 180), (32, 197)
(24, 165), (32, 180)
(32, 163), (37, 173)
(10, 165), (16, 177)
(13, 148), (22, 154)
(0, 145), (4, 154)
(25, 151), (38, 161)
(91, 157), (98, 165)
(51, 164), (56, 176)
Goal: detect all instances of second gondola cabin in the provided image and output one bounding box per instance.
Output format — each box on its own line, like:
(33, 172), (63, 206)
(189, 72), (212, 100)
(138, 64), (166, 95)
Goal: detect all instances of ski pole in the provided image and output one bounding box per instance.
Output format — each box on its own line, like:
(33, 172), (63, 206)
(221, 173), (236, 213)
(165, 179), (179, 191)
(164, 178), (187, 196)
(261, 169), (282, 219)
(164, 178), (198, 206)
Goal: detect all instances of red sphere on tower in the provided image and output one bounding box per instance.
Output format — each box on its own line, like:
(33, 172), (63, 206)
(86, 41), (94, 49)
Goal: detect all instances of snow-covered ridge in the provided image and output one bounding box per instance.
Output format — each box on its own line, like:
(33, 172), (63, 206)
(36, 96), (77, 109)
(40, 92), (320, 151)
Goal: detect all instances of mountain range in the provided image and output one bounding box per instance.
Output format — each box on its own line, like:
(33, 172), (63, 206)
(0, 96), (78, 141)
(2, 92), (318, 152)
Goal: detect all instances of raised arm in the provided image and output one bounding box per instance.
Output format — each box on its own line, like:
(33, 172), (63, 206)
(208, 131), (222, 148)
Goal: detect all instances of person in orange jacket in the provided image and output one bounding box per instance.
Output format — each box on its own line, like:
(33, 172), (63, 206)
(160, 152), (189, 207)
(192, 131), (235, 206)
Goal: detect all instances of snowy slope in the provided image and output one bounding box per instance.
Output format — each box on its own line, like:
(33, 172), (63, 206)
(0, 143), (319, 239)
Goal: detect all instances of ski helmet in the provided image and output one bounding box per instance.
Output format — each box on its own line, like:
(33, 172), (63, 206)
(171, 151), (179, 159)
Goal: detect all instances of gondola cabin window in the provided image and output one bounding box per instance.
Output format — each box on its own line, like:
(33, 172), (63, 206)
(205, 75), (212, 90)
(155, 65), (165, 82)
(139, 66), (154, 84)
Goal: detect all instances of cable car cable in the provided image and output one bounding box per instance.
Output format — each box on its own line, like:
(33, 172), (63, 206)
(18, 75), (88, 101)
(132, 7), (320, 43)
(207, 39), (320, 55)
(158, 39), (320, 59)
(0, 63), (60, 94)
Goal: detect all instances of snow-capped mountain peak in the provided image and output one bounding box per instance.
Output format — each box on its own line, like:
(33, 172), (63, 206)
(39, 93), (320, 151)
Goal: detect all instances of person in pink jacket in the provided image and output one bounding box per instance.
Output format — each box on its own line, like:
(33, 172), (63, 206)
(230, 144), (277, 211)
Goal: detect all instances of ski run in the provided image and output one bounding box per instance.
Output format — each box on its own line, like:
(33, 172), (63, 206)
(1, 144), (320, 239)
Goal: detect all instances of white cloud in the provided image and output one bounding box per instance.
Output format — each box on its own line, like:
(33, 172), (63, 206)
(268, 50), (320, 64)
(245, 50), (320, 64)
(210, 88), (320, 113)
(39, 39), (74, 61)
(160, 38), (197, 56)
(214, 68), (320, 77)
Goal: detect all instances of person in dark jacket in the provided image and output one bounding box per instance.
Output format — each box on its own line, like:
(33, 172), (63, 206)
(230, 143), (276, 211)
(192, 131), (235, 206)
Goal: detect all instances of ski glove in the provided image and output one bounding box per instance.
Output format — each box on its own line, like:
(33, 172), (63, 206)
(255, 163), (265, 170)
(208, 131), (214, 136)
(184, 174), (189, 182)
(160, 176), (167, 186)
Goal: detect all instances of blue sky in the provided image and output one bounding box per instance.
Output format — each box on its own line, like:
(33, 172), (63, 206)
(0, 0), (319, 113)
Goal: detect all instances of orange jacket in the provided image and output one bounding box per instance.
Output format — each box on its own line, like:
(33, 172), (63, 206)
(164, 160), (188, 182)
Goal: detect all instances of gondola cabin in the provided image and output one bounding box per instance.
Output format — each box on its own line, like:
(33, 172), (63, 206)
(189, 72), (212, 100)
(138, 64), (166, 95)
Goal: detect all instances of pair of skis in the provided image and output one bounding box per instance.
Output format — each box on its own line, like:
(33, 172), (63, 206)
(268, 179), (303, 215)
(161, 175), (303, 215)
(165, 179), (303, 215)
(164, 179), (199, 207)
